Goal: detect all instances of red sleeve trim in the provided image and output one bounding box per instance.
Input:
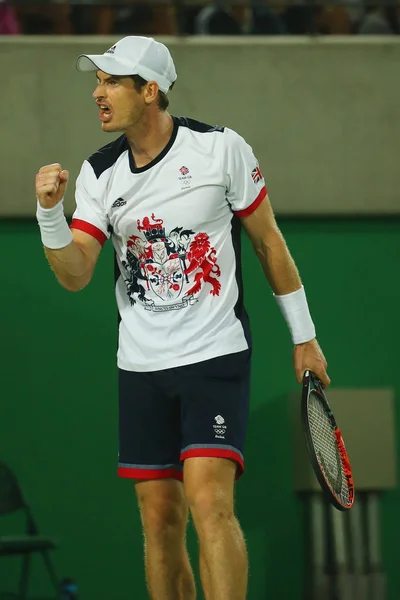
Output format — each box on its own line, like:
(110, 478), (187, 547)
(70, 219), (107, 247)
(234, 186), (268, 219)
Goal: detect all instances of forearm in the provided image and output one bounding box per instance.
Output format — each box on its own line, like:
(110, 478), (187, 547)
(252, 228), (315, 344)
(36, 198), (93, 291)
(44, 242), (93, 291)
(253, 228), (302, 295)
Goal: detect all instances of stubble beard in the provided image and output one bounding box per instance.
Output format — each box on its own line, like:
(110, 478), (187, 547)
(102, 104), (146, 134)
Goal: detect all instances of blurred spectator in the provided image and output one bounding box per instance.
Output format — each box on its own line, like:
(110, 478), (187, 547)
(283, 5), (317, 33)
(0, 1), (21, 34)
(194, 1), (242, 34)
(14, 0), (177, 35)
(112, 1), (177, 35)
(70, 0), (115, 35)
(386, 3), (400, 32)
(15, 1), (72, 34)
(249, 0), (287, 34)
(316, 5), (351, 33)
(358, 4), (395, 32)
(9, 0), (398, 37)
(345, 0), (366, 30)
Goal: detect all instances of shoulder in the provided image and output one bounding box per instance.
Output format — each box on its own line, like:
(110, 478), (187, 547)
(173, 116), (225, 135)
(173, 117), (246, 145)
(223, 126), (250, 148)
(85, 135), (129, 180)
(222, 127), (256, 164)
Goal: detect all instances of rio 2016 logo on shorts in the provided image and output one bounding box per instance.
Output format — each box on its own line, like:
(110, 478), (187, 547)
(213, 415), (227, 439)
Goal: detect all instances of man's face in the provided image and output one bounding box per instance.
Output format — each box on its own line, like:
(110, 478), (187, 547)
(93, 70), (145, 132)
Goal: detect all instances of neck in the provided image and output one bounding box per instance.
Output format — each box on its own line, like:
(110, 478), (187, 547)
(125, 111), (174, 169)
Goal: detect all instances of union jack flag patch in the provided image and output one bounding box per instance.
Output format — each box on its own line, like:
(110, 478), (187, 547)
(251, 165), (263, 184)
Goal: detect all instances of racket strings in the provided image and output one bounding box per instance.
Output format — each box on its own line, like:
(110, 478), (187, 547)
(308, 392), (351, 506)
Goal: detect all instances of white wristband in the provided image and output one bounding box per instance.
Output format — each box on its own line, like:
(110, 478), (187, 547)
(36, 200), (73, 249)
(274, 285), (316, 345)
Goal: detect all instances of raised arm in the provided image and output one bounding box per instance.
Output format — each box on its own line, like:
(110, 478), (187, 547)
(35, 163), (104, 291)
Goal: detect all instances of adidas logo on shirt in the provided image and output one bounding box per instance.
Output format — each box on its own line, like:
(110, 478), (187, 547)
(112, 198), (127, 208)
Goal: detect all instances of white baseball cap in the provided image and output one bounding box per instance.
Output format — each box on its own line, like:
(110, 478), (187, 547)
(76, 36), (177, 94)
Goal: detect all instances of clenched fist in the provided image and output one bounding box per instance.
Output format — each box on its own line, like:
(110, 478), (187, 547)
(36, 163), (69, 209)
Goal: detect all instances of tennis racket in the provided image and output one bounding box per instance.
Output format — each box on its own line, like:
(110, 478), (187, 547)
(302, 370), (355, 511)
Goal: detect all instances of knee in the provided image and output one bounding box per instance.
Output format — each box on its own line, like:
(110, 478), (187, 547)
(137, 487), (188, 541)
(186, 486), (234, 532)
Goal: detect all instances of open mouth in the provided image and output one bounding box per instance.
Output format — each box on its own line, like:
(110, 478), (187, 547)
(99, 104), (112, 122)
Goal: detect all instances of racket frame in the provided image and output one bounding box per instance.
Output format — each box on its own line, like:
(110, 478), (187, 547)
(301, 370), (355, 511)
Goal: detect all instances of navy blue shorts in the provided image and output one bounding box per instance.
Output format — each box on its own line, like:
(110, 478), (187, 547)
(118, 350), (251, 481)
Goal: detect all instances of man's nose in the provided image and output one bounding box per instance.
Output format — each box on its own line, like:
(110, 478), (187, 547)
(93, 83), (105, 99)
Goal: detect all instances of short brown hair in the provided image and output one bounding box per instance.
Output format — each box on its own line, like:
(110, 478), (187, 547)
(131, 75), (174, 111)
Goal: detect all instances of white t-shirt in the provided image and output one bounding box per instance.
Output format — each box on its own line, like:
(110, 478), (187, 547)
(71, 116), (267, 372)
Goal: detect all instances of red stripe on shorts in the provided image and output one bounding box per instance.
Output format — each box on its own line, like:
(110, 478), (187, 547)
(118, 466), (183, 481)
(70, 219), (107, 247)
(180, 448), (244, 478)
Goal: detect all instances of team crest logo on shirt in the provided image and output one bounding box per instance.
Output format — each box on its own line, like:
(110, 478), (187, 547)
(121, 213), (221, 312)
(178, 166), (192, 189)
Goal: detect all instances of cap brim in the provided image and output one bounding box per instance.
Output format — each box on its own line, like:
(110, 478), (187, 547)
(76, 54), (135, 76)
(76, 53), (175, 94)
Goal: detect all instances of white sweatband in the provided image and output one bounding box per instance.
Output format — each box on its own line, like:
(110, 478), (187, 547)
(274, 285), (316, 345)
(36, 200), (73, 249)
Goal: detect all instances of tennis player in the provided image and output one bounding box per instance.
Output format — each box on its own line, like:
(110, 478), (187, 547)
(35, 36), (329, 600)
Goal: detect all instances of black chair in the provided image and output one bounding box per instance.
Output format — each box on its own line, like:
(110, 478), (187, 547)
(0, 461), (60, 599)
